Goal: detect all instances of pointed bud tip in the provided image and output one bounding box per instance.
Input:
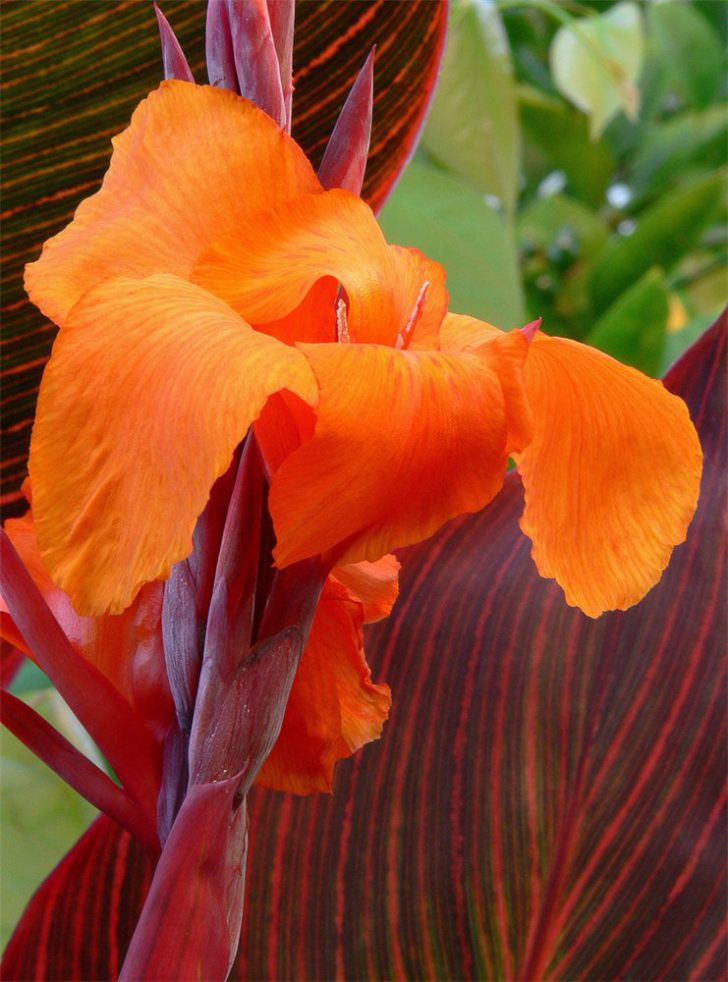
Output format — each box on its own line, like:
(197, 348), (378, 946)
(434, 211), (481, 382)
(522, 317), (542, 343)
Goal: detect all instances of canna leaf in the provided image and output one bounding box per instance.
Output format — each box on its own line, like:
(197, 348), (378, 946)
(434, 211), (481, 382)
(237, 313), (726, 980)
(1, 816), (152, 980)
(2, 316), (724, 979)
(0, 0), (447, 515)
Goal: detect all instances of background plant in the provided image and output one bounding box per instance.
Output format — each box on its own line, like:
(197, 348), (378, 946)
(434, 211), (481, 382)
(381, 0), (726, 376)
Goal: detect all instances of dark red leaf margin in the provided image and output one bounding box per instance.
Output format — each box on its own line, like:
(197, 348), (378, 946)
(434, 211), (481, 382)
(0, 0), (447, 515)
(1, 816), (152, 982)
(4, 319), (724, 980)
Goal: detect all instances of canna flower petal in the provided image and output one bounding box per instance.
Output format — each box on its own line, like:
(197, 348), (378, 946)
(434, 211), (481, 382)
(442, 315), (535, 453)
(515, 332), (703, 616)
(28, 275), (317, 616)
(270, 330), (531, 569)
(332, 555), (400, 623)
(192, 188), (447, 346)
(256, 576), (391, 794)
(24, 81), (319, 328)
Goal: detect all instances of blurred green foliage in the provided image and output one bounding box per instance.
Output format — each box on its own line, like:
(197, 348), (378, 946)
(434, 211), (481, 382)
(1, 682), (97, 948)
(380, 0), (727, 376)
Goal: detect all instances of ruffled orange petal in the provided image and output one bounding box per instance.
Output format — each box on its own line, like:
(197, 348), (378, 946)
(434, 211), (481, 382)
(270, 333), (530, 569)
(442, 315), (535, 453)
(28, 274), (317, 615)
(192, 188), (448, 346)
(1, 507), (173, 737)
(25, 81), (319, 328)
(516, 332), (703, 616)
(332, 555), (400, 623)
(255, 577), (391, 794)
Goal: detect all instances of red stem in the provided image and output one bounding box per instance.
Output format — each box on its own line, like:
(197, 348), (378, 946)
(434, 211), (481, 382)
(0, 530), (161, 829)
(1, 689), (158, 853)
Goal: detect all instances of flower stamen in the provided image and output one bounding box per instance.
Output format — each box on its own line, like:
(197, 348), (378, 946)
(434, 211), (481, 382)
(336, 298), (351, 344)
(395, 280), (429, 350)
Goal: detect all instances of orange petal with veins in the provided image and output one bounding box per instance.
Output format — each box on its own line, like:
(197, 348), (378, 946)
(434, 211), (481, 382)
(516, 332), (703, 616)
(442, 314), (534, 453)
(28, 274), (317, 616)
(270, 333), (529, 569)
(256, 577), (391, 794)
(333, 555), (400, 624)
(193, 188), (447, 347)
(25, 81), (319, 328)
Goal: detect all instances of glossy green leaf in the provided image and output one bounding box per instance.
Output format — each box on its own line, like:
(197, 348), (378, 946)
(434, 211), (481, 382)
(630, 105), (728, 203)
(648, 1), (724, 110)
(519, 85), (615, 207)
(421, 0), (520, 212)
(518, 194), (608, 261)
(586, 267), (669, 376)
(684, 263), (728, 318)
(590, 170), (725, 310)
(550, 2), (644, 138)
(378, 158), (525, 326)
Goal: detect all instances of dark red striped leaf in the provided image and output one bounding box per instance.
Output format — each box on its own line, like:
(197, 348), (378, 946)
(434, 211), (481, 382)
(237, 314), (727, 981)
(0, 0), (446, 515)
(1, 815), (153, 982)
(2, 320), (724, 978)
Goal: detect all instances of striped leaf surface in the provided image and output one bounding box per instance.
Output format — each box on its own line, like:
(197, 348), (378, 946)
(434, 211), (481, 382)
(0, 0), (446, 515)
(1, 815), (152, 982)
(239, 316), (727, 980)
(3, 318), (724, 980)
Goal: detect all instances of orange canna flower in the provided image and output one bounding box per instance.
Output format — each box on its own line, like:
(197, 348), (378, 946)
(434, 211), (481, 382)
(22, 84), (701, 727)
(25, 82), (702, 627)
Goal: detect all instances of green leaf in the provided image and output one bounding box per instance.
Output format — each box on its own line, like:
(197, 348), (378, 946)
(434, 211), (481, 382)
(586, 267), (669, 375)
(518, 195), (610, 335)
(518, 194), (608, 261)
(550, 2), (644, 138)
(422, 0), (520, 213)
(379, 158), (525, 326)
(589, 170), (725, 310)
(1, 694), (96, 949)
(630, 105), (728, 203)
(519, 85), (615, 207)
(648, 1), (724, 110)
